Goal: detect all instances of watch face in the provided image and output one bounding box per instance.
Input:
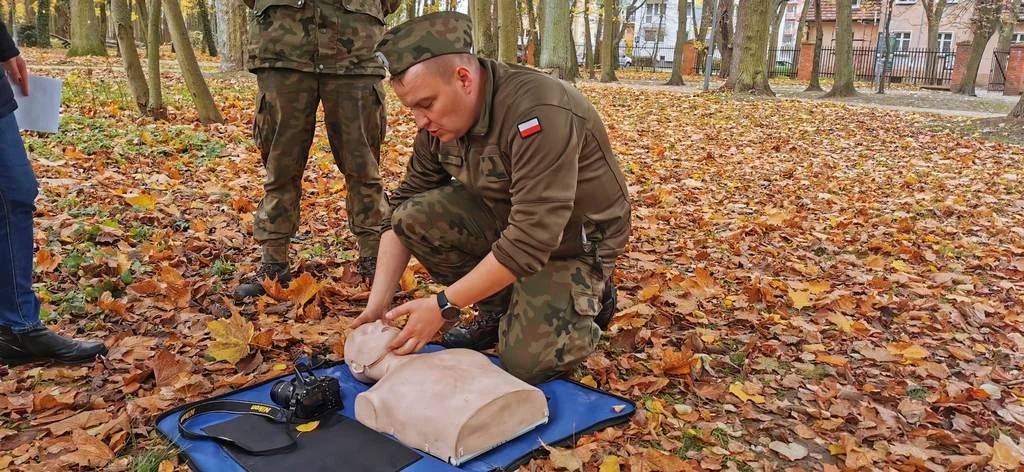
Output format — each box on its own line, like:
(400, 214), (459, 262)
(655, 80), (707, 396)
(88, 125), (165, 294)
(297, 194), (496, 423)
(441, 306), (461, 320)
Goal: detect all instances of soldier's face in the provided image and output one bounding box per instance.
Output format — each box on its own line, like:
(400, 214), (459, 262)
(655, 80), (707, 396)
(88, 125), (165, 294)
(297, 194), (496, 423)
(393, 61), (483, 143)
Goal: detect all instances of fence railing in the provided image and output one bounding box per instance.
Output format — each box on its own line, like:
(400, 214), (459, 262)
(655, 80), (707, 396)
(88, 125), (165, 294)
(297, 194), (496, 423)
(576, 43), (956, 86)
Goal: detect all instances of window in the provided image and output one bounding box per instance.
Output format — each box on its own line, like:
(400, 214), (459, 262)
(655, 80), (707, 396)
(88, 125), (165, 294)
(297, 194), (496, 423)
(643, 3), (667, 24)
(938, 32), (953, 53)
(1013, 32), (1024, 44)
(852, 0), (860, 8)
(643, 27), (665, 42)
(894, 0), (915, 4)
(786, 4), (796, 15)
(893, 32), (911, 52)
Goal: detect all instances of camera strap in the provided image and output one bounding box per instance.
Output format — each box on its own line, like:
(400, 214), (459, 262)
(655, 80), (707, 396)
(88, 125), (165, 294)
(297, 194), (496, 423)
(178, 400), (298, 455)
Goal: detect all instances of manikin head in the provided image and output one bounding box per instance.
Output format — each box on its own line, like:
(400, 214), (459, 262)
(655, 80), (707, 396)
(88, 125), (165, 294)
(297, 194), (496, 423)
(345, 321), (405, 383)
(390, 53), (485, 144)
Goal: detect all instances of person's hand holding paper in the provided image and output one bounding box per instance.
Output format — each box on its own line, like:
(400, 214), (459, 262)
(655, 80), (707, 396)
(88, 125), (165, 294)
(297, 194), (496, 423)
(2, 54), (27, 96)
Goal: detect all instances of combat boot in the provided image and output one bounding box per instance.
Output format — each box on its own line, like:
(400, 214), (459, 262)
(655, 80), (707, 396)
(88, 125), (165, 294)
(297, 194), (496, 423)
(0, 326), (107, 366)
(440, 309), (503, 351)
(233, 262), (292, 300)
(356, 256), (377, 282)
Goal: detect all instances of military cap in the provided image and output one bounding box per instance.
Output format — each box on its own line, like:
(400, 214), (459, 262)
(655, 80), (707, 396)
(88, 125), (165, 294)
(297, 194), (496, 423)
(374, 11), (474, 76)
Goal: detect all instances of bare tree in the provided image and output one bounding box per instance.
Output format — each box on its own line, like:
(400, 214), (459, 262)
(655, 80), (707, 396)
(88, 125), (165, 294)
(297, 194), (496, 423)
(583, 0), (595, 77)
(666, 0), (688, 85)
(196, 0), (216, 55)
(921, 0), (948, 84)
(474, 0), (496, 57)
(146, 0), (165, 118)
(725, 0), (773, 93)
(805, 0), (822, 90)
(112, 0), (148, 111)
(600, 0), (616, 81)
(540, 0), (573, 78)
(952, 0), (1002, 96)
(36, 0), (51, 47)
(823, 0), (855, 96)
(498, 0), (517, 62)
(1010, 91), (1024, 118)
(215, 0), (245, 71)
(716, 0), (733, 78)
(164, 0), (223, 122)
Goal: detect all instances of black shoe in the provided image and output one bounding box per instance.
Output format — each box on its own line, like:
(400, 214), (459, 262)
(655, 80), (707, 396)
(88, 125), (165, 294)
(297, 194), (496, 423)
(357, 257), (377, 282)
(233, 262), (292, 300)
(595, 282), (617, 331)
(440, 309), (503, 351)
(0, 326), (107, 366)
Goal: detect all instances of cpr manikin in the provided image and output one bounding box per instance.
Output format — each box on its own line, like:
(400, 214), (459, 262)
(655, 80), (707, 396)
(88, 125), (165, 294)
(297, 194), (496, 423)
(344, 321), (549, 465)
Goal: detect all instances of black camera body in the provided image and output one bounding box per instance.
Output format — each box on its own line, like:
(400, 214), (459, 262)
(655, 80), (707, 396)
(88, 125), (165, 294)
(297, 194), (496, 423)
(270, 362), (343, 420)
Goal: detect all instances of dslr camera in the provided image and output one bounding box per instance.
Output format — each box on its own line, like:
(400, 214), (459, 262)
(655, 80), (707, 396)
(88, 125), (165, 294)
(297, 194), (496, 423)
(270, 360), (343, 420)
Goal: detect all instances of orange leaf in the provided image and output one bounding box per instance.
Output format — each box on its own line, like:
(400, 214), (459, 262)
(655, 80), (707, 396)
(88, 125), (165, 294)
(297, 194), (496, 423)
(35, 248), (60, 272)
(638, 282), (662, 302)
(261, 277), (290, 301)
(816, 354), (849, 366)
(128, 278), (161, 296)
(287, 272), (322, 307)
(399, 268), (416, 291)
(250, 330), (274, 350)
(788, 290), (811, 309)
(660, 348), (698, 375)
(97, 291), (128, 317)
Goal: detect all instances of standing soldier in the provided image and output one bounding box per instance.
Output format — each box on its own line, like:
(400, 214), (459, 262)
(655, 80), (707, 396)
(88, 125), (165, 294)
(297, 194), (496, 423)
(234, 0), (398, 299)
(352, 12), (631, 384)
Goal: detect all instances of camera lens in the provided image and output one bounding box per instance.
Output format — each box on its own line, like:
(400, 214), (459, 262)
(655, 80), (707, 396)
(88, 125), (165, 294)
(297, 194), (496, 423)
(269, 379), (295, 407)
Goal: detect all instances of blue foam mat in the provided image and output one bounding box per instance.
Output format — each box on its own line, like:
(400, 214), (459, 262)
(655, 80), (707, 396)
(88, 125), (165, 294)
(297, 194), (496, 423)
(156, 345), (635, 472)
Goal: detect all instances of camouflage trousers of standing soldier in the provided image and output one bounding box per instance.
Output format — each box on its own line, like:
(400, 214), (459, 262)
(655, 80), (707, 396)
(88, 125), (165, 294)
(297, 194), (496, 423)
(252, 69), (388, 263)
(391, 183), (608, 385)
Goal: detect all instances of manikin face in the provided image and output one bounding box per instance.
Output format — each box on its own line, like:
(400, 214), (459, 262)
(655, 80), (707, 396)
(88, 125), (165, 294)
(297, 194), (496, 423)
(390, 57), (483, 144)
(345, 321), (401, 383)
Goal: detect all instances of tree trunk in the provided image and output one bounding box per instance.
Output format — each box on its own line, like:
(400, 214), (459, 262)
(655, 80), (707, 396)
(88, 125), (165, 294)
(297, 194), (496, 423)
(69, 0), (107, 55)
(805, 0), (822, 90)
(716, 0), (733, 78)
(600, 0), (616, 81)
(567, 3), (577, 77)
(524, 0), (538, 63)
(790, 0), (809, 75)
(112, 0), (148, 111)
(215, 0), (244, 70)
(666, 0), (687, 84)
(164, 0), (222, 122)
(689, 0), (697, 37)
(954, 0), (1001, 95)
(473, 0), (495, 57)
(921, 0), (946, 84)
(584, 0), (594, 77)
(196, 0), (216, 55)
(404, 0), (414, 19)
(768, 0), (784, 54)
(55, 0), (70, 39)
(539, 0), (571, 79)
(698, 0), (711, 41)
(594, 9), (601, 67)
(498, 0), (516, 62)
(134, 0), (146, 36)
(146, 0), (165, 117)
(1010, 91), (1024, 118)
(823, 0), (855, 96)
(25, 0), (35, 24)
(725, 0), (773, 93)
(36, 0), (51, 47)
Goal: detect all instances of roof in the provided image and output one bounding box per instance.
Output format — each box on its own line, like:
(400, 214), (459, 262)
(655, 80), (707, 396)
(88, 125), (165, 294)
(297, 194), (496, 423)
(804, 0), (884, 22)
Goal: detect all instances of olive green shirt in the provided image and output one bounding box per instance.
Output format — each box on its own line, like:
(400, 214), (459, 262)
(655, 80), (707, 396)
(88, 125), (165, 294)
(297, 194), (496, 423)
(385, 58), (632, 278)
(247, 0), (399, 75)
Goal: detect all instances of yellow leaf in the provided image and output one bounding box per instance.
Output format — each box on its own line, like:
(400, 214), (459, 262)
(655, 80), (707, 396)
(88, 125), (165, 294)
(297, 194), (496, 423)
(295, 420), (320, 432)
(158, 459), (174, 472)
(580, 375), (598, 388)
(992, 435), (1023, 468)
(206, 312), (254, 365)
(887, 343), (929, 362)
(272, 363), (287, 371)
(865, 255), (885, 269)
(399, 268), (416, 291)
(807, 280), (831, 294)
(891, 260), (911, 272)
(729, 382), (766, 404)
(802, 343), (827, 352)
(638, 282), (662, 302)
(286, 272), (322, 307)
(788, 290), (811, 309)
(125, 193), (157, 210)
(816, 354), (849, 366)
(828, 313), (853, 332)
(828, 444), (846, 455)
(598, 455), (621, 472)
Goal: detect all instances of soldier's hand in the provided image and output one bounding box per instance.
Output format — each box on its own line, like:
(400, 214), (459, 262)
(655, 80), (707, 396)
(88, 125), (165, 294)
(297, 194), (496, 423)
(352, 304), (386, 328)
(384, 297), (444, 356)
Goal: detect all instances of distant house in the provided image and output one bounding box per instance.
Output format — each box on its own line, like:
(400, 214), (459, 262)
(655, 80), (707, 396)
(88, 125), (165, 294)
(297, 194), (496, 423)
(573, 0), (704, 70)
(800, 0), (1024, 86)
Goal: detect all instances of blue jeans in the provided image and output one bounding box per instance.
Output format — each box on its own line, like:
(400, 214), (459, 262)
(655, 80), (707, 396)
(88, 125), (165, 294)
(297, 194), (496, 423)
(0, 112), (42, 333)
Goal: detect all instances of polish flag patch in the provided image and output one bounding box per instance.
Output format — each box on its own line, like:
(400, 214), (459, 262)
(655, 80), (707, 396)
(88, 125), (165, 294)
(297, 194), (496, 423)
(517, 117), (542, 138)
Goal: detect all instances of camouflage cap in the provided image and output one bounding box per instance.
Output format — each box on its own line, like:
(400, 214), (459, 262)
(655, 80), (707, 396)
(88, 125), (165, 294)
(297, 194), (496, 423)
(374, 11), (474, 76)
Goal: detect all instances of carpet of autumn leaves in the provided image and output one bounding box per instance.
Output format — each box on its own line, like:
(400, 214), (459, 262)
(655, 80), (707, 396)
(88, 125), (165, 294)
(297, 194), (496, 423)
(2, 48), (1024, 472)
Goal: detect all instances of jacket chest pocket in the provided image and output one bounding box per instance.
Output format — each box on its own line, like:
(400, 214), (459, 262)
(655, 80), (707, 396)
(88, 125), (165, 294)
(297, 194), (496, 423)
(341, 0), (385, 23)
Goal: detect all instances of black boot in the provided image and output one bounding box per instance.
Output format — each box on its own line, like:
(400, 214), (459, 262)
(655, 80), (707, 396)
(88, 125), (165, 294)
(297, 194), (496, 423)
(0, 326), (107, 366)
(356, 256), (377, 282)
(440, 309), (503, 351)
(595, 282), (618, 331)
(233, 262), (292, 300)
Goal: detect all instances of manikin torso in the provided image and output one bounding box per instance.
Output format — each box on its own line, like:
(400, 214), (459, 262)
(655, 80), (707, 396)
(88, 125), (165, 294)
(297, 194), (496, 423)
(344, 321), (549, 465)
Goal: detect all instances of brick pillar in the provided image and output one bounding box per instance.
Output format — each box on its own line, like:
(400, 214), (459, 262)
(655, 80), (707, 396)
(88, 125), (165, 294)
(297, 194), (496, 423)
(682, 41), (696, 75)
(1004, 44), (1024, 95)
(797, 42), (815, 81)
(950, 40), (972, 91)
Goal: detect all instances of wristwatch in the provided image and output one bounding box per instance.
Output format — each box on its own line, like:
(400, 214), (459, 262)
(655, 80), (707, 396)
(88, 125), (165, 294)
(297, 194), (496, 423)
(436, 291), (461, 321)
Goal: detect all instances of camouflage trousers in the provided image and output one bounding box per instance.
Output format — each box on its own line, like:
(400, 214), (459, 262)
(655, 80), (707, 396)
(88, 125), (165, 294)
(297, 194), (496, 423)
(252, 69), (388, 262)
(391, 183), (607, 384)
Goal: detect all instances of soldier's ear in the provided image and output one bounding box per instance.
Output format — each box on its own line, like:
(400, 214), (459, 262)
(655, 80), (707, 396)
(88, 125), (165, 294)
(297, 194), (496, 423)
(454, 66), (475, 94)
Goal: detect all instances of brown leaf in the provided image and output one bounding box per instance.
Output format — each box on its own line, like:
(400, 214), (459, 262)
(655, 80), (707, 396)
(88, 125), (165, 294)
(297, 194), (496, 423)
(251, 330), (274, 350)
(147, 350), (193, 387)
(47, 410), (113, 436)
(96, 291), (129, 317)
(544, 444), (582, 471)
(236, 351), (263, 375)
(127, 278), (162, 296)
(642, 447), (692, 471)
(287, 272), (322, 307)
(59, 429), (113, 467)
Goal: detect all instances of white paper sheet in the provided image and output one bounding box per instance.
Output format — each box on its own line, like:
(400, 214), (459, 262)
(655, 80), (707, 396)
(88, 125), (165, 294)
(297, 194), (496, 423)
(12, 76), (62, 134)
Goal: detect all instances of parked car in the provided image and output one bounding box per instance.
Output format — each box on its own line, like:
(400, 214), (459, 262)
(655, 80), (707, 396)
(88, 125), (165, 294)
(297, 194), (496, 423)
(620, 55), (633, 67)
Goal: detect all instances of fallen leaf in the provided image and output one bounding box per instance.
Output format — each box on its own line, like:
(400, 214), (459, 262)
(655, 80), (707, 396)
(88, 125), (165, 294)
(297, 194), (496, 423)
(991, 435), (1023, 469)
(769, 441), (809, 461)
(729, 382), (766, 404)
(399, 268), (417, 291)
(643, 447), (691, 471)
(599, 455), (621, 472)
(59, 429), (113, 467)
(638, 282), (662, 302)
(207, 312), (254, 365)
(125, 193), (156, 210)
(788, 290), (811, 309)
(147, 350), (193, 387)
(47, 410), (113, 436)
(296, 420), (320, 432)
(580, 375), (598, 388)
(544, 444), (583, 471)
(287, 272), (322, 307)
